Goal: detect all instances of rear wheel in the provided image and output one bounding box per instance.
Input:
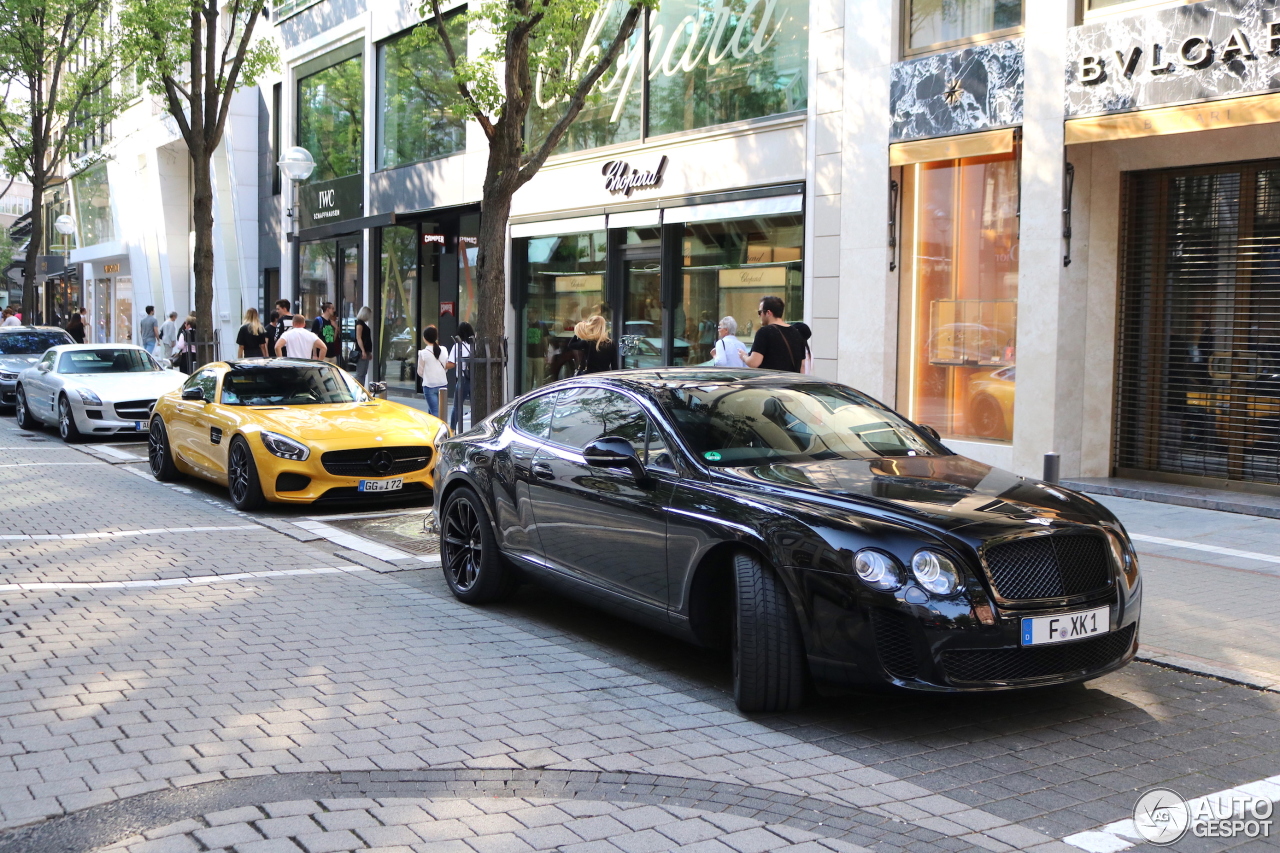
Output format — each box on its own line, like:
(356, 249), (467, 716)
(970, 395), (1006, 439)
(14, 387), (37, 430)
(57, 395), (83, 443)
(440, 486), (511, 603)
(732, 550), (806, 713)
(148, 418), (182, 481)
(227, 436), (265, 510)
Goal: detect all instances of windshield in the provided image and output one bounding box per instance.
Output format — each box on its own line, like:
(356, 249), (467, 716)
(59, 349), (160, 374)
(0, 331), (72, 355)
(657, 381), (943, 466)
(221, 366), (367, 406)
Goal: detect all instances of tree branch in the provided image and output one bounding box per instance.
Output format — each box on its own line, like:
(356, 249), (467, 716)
(210, 2), (262, 147)
(428, 0), (493, 140)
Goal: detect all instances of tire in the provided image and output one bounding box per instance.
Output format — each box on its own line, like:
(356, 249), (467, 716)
(732, 550), (806, 713)
(57, 395), (84, 443)
(14, 387), (37, 430)
(970, 395), (1007, 439)
(148, 418), (182, 482)
(227, 436), (266, 511)
(440, 486), (511, 603)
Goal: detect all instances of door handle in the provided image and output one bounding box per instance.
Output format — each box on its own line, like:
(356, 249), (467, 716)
(532, 462), (555, 481)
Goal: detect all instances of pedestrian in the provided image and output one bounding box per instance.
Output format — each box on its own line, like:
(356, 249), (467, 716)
(445, 322), (474, 432)
(268, 299), (292, 354)
(311, 301), (340, 364)
(173, 316), (199, 374)
(711, 315), (749, 367)
(416, 325), (448, 418)
(568, 314), (616, 375)
(790, 321), (814, 375)
(139, 306), (160, 355)
(275, 313), (325, 360)
(65, 309), (86, 344)
(353, 306), (374, 383)
(745, 296), (805, 372)
(236, 307), (269, 358)
(1, 307), (19, 327)
(158, 311), (178, 357)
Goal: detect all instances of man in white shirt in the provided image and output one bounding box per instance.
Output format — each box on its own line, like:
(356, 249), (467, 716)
(1, 307), (20, 327)
(158, 311), (179, 356)
(275, 314), (325, 360)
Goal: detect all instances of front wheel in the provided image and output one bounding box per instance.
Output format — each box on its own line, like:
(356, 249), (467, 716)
(732, 550), (806, 713)
(58, 395), (83, 443)
(440, 486), (511, 603)
(970, 395), (1007, 439)
(14, 387), (37, 430)
(148, 418), (182, 481)
(227, 436), (265, 510)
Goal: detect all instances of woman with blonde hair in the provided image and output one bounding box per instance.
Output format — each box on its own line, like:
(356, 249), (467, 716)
(236, 307), (269, 359)
(353, 305), (374, 383)
(568, 314), (616, 375)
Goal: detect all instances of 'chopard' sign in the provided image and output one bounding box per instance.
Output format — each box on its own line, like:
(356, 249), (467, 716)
(602, 156), (668, 196)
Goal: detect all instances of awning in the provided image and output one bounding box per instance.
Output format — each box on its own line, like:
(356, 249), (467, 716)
(1065, 92), (1280, 145)
(889, 128), (1017, 167)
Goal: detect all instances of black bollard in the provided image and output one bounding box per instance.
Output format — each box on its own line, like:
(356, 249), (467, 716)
(1043, 452), (1060, 484)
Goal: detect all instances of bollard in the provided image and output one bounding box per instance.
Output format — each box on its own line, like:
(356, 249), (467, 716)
(1043, 452), (1060, 484)
(438, 387), (448, 421)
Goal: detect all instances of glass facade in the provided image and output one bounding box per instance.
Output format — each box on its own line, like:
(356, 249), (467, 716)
(907, 0), (1021, 52)
(518, 230), (609, 393)
(377, 14), (468, 170)
(298, 55), (364, 183)
(380, 225), (420, 390)
(898, 152), (1019, 442)
(73, 162), (113, 246)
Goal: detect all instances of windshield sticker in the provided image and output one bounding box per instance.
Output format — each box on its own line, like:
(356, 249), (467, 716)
(704, 451), (722, 461)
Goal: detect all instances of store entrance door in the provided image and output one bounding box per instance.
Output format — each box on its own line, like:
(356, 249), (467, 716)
(1116, 161), (1280, 490)
(337, 238), (360, 365)
(620, 248), (663, 370)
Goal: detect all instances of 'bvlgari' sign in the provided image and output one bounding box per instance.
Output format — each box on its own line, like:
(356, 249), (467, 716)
(1066, 0), (1280, 118)
(602, 157), (668, 196)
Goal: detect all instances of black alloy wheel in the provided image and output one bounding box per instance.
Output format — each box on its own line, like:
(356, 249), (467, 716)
(731, 550), (806, 713)
(57, 395), (83, 443)
(227, 436), (265, 510)
(14, 387), (37, 430)
(148, 418), (182, 482)
(440, 487), (511, 603)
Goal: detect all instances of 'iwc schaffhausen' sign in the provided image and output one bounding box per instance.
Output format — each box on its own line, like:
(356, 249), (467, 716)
(1066, 0), (1280, 117)
(602, 157), (668, 196)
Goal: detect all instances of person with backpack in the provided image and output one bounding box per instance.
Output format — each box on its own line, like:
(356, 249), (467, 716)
(416, 325), (449, 418)
(445, 322), (474, 432)
(746, 296), (806, 373)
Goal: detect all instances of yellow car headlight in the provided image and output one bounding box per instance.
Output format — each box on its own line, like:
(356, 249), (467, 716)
(260, 430), (310, 461)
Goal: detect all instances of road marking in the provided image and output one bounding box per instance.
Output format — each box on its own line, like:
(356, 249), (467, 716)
(293, 519), (420, 562)
(0, 446), (79, 450)
(0, 462), (90, 467)
(0, 565), (367, 592)
(1064, 773), (1280, 851)
(0, 525), (261, 542)
(1131, 532), (1280, 565)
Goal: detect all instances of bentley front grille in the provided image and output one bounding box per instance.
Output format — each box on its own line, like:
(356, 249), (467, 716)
(982, 533), (1112, 602)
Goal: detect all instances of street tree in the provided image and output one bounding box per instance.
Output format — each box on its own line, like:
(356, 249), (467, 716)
(419, 0), (656, 418)
(0, 0), (124, 319)
(121, 0), (276, 347)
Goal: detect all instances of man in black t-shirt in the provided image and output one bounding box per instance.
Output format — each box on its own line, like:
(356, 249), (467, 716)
(269, 299), (293, 355)
(311, 302), (340, 363)
(746, 295), (805, 372)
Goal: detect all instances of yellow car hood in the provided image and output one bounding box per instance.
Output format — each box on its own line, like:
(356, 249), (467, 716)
(245, 401), (443, 447)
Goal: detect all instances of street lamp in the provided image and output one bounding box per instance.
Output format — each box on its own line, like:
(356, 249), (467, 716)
(277, 146), (315, 316)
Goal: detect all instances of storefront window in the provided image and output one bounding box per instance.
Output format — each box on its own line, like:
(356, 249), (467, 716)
(898, 152), (1019, 442)
(458, 214), (479, 326)
(906, 0), (1021, 52)
(73, 162), (113, 246)
(677, 214), (804, 365)
(299, 241), (338, 325)
(377, 15), (467, 170)
(517, 230), (608, 392)
(298, 54), (364, 182)
(380, 225), (419, 389)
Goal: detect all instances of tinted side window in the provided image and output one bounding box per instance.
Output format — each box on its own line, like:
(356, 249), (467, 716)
(514, 392), (557, 439)
(549, 387), (647, 454)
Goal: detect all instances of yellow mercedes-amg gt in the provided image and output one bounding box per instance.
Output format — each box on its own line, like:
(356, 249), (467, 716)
(147, 358), (449, 509)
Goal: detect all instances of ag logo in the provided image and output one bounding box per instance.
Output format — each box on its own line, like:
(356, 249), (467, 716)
(1133, 787), (1190, 845)
(370, 449), (395, 475)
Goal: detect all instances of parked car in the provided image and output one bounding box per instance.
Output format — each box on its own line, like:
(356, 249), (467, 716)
(0, 326), (75, 409)
(967, 365), (1015, 439)
(147, 358), (450, 509)
(15, 344), (185, 442)
(433, 368), (1141, 712)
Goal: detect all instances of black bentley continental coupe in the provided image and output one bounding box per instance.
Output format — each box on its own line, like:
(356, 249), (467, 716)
(433, 370), (1141, 712)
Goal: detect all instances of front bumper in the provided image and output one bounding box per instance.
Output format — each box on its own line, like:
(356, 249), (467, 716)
(253, 442), (436, 505)
(74, 403), (154, 436)
(795, 567), (1141, 692)
(0, 378), (17, 407)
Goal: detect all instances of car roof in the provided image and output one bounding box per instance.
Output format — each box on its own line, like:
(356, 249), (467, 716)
(45, 343), (147, 352)
(226, 357), (334, 370)
(0, 325), (71, 335)
(546, 368), (834, 395)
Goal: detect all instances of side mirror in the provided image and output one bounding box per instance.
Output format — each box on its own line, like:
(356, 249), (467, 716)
(917, 424), (942, 441)
(583, 436), (647, 482)
(157, 358), (173, 370)
(367, 381), (387, 396)
(36, 363), (49, 373)
(181, 386), (206, 402)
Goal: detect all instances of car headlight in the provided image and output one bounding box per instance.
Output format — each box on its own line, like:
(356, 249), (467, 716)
(260, 431), (310, 461)
(434, 421), (451, 446)
(912, 550), (961, 595)
(1105, 529), (1140, 590)
(851, 550), (903, 591)
(0, 371), (17, 382)
(76, 388), (103, 406)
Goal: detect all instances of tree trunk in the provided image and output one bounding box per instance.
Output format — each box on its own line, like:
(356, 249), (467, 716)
(469, 161), (517, 422)
(190, 147), (216, 362)
(21, 169), (44, 324)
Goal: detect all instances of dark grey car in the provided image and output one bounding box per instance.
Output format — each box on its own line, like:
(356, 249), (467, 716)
(0, 327), (75, 408)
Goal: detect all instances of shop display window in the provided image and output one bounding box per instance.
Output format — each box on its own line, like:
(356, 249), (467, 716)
(379, 225), (420, 390)
(73, 161), (113, 246)
(377, 13), (468, 170)
(517, 231), (608, 392)
(298, 54), (364, 182)
(898, 151), (1019, 442)
(906, 0), (1021, 53)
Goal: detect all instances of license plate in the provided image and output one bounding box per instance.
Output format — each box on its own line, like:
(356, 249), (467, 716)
(134, 421), (147, 432)
(358, 478), (403, 493)
(1021, 606), (1110, 647)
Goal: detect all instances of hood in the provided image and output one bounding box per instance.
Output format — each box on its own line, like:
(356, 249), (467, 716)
(716, 454), (1114, 537)
(67, 371), (187, 399)
(245, 400), (442, 446)
(0, 354), (42, 372)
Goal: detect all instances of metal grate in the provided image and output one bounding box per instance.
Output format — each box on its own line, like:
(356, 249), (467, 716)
(321, 446), (432, 477)
(871, 609), (920, 680)
(941, 624), (1136, 684)
(114, 399), (156, 419)
(982, 534), (1112, 601)
(1116, 162), (1280, 488)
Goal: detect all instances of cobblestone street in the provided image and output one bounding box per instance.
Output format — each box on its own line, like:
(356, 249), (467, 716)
(2, 426), (1279, 852)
